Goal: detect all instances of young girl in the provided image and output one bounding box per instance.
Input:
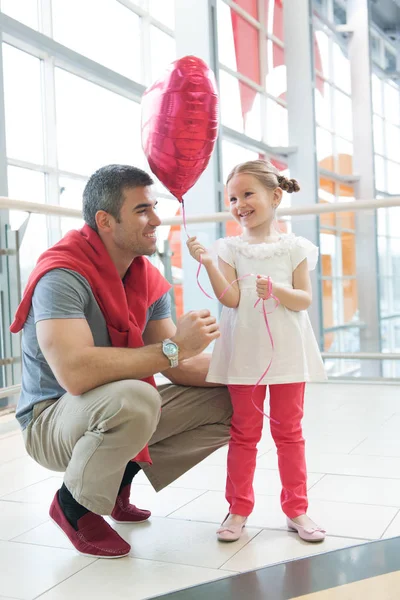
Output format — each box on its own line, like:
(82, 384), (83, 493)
(187, 160), (326, 544)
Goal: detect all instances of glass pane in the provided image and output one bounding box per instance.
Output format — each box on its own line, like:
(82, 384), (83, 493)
(221, 140), (258, 183)
(219, 70), (261, 140)
(150, 27), (175, 82)
(315, 30), (330, 79)
(332, 43), (351, 94)
(372, 74), (383, 116)
(336, 137), (353, 175)
(388, 207), (400, 239)
(375, 155), (386, 192)
(371, 35), (381, 66)
(265, 0), (284, 42)
(319, 179), (336, 227)
(385, 48), (397, 73)
(234, 12), (260, 84)
(378, 235), (388, 277)
(333, 1), (346, 25)
(315, 79), (331, 129)
(373, 115), (384, 156)
(7, 166), (47, 289)
(8, 165), (46, 229)
(266, 41), (286, 99)
(387, 160), (400, 195)
(217, 1), (260, 84)
(55, 69), (145, 176)
(3, 44), (44, 163)
(334, 90), (353, 140)
(341, 328), (360, 353)
(59, 177), (86, 237)
(377, 207), (387, 236)
(384, 82), (400, 126)
(316, 127), (334, 170)
(265, 100), (288, 146)
(1, 0), (39, 29)
(341, 232), (355, 276)
(149, 0), (175, 29)
(52, 0), (142, 81)
(380, 277), (390, 317)
(314, 0), (327, 15)
(385, 122), (400, 161)
(217, 0), (238, 71)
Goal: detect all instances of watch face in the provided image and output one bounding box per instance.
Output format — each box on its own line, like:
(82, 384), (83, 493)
(164, 343), (177, 356)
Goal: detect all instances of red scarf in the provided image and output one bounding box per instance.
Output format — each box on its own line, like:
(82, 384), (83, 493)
(11, 224), (171, 464)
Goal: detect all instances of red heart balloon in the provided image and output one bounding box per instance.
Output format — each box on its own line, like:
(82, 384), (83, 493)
(141, 56), (219, 202)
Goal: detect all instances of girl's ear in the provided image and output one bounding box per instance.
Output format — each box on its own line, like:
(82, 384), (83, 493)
(273, 186), (283, 208)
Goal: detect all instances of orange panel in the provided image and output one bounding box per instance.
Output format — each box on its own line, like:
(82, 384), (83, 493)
(337, 152), (353, 176)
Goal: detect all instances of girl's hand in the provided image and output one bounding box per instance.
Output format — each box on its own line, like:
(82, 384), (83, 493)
(256, 275), (274, 300)
(186, 237), (213, 267)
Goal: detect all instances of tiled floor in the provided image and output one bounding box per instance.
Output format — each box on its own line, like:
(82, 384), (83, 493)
(1, 382), (400, 599)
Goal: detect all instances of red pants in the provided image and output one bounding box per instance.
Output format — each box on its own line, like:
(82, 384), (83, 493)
(226, 383), (307, 518)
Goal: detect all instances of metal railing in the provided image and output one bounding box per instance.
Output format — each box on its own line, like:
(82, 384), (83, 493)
(2, 195), (400, 224)
(1, 194), (400, 405)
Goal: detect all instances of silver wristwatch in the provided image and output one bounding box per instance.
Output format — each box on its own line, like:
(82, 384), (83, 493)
(162, 339), (179, 368)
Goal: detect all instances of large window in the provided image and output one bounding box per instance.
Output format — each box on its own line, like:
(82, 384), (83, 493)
(217, 0), (288, 147)
(371, 28), (400, 369)
(1, 0), (177, 293)
(372, 75), (400, 196)
(313, 12), (359, 374)
(378, 207), (400, 376)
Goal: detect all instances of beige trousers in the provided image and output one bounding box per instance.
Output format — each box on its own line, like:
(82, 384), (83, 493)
(22, 380), (232, 514)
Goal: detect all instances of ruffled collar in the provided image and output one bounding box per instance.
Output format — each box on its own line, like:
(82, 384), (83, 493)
(223, 233), (297, 259)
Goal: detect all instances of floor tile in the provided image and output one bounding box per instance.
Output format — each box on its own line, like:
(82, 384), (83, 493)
(0, 433), (27, 466)
(352, 435), (400, 458)
(307, 498), (398, 540)
(0, 540), (95, 600)
(169, 490), (285, 530)
(382, 510), (400, 539)
(129, 485), (207, 517)
(308, 474), (400, 507)
(221, 529), (365, 572)
(14, 520), (73, 550)
(170, 490), (398, 541)
(0, 500), (49, 540)
(169, 463), (322, 496)
(258, 451), (400, 480)
(2, 476), (63, 504)
(111, 516), (261, 569)
(301, 433), (367, 455)
(0, 457), (59, 498)
(37, 556), (234, 600)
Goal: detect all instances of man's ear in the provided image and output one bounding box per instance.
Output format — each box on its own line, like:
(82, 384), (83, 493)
(95, 210), (113, 233)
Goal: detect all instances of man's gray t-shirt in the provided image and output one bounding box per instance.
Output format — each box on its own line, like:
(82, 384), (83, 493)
(16, 268), (171, 429)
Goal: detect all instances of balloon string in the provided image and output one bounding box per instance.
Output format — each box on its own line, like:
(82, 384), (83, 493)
(199, 255), (280, 424)
(181, 198), (280, 423)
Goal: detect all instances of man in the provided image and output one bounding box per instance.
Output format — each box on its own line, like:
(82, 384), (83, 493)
(11, 164), (231, 559)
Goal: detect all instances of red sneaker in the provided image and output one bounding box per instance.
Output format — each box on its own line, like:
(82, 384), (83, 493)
(50, 491), (131, 558)
(110, 485), (151, 524)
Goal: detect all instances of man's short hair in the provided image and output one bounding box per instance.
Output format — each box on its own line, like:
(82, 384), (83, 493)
(82, 164), (154, 231)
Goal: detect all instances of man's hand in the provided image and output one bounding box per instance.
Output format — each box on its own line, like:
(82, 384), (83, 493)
(172, 310), (220, 360)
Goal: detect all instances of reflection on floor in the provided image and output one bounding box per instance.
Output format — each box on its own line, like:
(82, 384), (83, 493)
(152, 537), (400, 600)
(1, 382), (400, 599)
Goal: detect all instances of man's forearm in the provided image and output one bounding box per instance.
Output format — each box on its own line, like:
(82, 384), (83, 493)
(59, 344), (171, 396)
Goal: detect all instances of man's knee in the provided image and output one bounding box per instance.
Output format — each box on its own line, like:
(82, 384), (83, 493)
(105, 379), (161, 433)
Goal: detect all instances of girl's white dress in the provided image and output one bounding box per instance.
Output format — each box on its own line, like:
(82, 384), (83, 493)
(206, 234), (327, 385)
